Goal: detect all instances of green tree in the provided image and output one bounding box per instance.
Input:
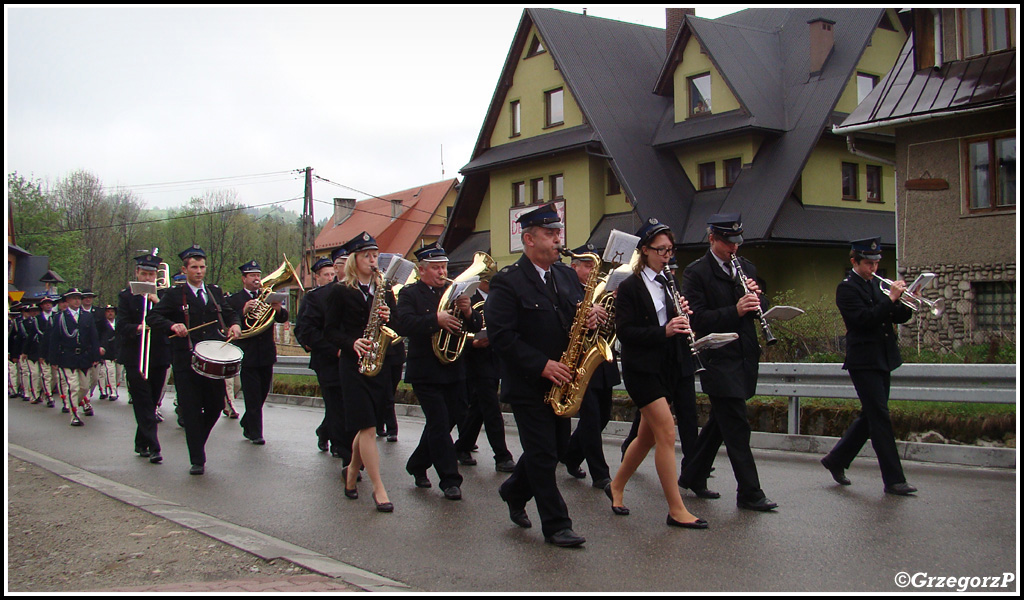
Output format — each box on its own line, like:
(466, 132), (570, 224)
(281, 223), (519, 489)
(8, 172), (83, 287)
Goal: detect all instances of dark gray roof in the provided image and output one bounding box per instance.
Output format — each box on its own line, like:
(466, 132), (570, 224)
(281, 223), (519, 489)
(461, 125), (597, 174)
(8, 243), (31, 257)
(446, 231), (490, 268)
(14, 255), (51, 297)
(836, 34), (1017, 133)
(584, 212), (641, 251)
(771, 198), (896, 246)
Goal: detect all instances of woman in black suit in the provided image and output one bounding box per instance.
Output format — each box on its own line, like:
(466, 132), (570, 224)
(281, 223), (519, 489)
(605, 220), (706, 529)
(324, 232), (395, 512)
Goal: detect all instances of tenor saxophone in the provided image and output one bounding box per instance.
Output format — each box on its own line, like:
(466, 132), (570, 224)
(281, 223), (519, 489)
(545, 248), (613, 418)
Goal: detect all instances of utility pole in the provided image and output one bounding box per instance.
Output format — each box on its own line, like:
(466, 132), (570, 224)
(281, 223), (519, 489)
(299, 166), (314, 294)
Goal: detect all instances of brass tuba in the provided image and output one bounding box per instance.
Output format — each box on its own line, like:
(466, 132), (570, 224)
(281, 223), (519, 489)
(546, 248), (613, 418)
(431, 251), (496, 364)
(237, 255), (304, 339)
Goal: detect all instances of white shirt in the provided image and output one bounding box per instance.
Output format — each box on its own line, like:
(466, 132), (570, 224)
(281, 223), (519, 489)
(712, 252), (733, 278)
(187, 282), (208, 302)
(640, 266), (669, 326)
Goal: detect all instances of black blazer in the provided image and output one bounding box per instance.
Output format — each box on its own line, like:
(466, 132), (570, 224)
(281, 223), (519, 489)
(463, 290), (498, 380)
(296, 284), (342, 386)
(615, 271), (694, 377)
(48, 309), (100, 370)
(116, 287), (171, 370)
(392, 279), (480, 385)
(22, 317), (42, 360)
(97, 317), (119, 360)
(681, 250), (768, 399)
(486, 255), (583, 403)
(836, 270), (913, 372)
(324, 280), (398, 366)
(147, 283), (238, 367)
(227, 289), (288, 368)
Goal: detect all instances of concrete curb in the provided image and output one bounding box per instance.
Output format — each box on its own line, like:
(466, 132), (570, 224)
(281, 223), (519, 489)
(268, 393), (1017, 469)
(8, 443), (414, 594)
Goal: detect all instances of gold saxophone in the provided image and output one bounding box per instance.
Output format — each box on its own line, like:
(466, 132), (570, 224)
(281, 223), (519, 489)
(237, 255), (304, 339)
(358, 267), (398, 377)
(546, 248), (613, 418)
(431, 251), (496, 364)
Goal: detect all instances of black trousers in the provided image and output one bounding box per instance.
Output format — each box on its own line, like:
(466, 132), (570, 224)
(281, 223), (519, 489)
(501, 399), (573, 537)
(406, 381), (464, 490)
(315, 382), (353, 463)
(126, 364), (167, 453)
(455, 377), (513, 463)
(173, 362), (225, 466)
(563, 384), (612, 482)
(374, 363), (400, 435)
(824, 369), (906, 487)
(239, 364), (273, 439)
(621, 374), (698, 473)
(679, 394), (765, 502)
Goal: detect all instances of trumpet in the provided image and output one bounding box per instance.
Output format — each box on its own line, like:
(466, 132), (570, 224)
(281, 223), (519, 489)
(875, 274), (944, 316)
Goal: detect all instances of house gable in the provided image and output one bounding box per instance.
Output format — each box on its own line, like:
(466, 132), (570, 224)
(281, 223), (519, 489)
(672, 33), (742, 123)
(834, 8), (908, 115)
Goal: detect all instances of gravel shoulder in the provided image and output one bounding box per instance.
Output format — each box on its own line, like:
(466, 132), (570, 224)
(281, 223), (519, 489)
(6, 455), (317, 593)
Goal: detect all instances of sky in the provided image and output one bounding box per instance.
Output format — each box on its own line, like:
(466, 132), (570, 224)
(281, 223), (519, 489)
(6, 5), (744, 223)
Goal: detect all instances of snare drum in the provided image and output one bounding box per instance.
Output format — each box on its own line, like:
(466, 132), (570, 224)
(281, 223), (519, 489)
(192, 340), (244, 380)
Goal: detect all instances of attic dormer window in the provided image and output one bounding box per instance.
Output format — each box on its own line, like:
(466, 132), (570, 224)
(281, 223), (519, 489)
(688, 73), (712, 116)
(526, 35), (546, 58)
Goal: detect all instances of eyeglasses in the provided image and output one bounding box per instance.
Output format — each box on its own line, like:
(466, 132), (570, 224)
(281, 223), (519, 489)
(648, 246), (675, 256)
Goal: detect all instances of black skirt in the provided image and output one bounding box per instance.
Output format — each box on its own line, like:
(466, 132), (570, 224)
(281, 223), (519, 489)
(338, 355), (393, 432)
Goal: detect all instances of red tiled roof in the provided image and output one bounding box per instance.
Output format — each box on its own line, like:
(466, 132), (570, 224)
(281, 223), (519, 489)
(313, 179), (457, 256)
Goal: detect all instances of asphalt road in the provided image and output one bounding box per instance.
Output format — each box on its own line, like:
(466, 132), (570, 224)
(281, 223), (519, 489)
(6, 392), (1018, 593)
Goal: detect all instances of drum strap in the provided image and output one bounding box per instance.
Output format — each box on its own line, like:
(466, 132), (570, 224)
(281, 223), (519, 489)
(182, 287), (193, 352)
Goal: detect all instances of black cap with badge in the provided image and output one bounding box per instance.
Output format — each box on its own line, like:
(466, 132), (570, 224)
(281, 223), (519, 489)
(707, 213), (744, 244)
(851, 236), (883, 260)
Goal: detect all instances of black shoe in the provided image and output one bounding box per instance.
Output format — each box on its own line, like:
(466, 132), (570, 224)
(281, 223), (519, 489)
(604, 483), (629, 516)
(70, 415), (83, 427)
(344, 486), (359, 500)
(376, 429), (386, 437)
(495, 459), (516, 473)
(456, 451), (477, 466)
(190, 464), (205, 475)
(149, 452), (163, 464)
(136, 447), (152, 458)
(155, 410), (163, 422)
(565, 463), (586, 479)
(83, 406), (94, 417)
(317, 437), (329, 452)
(251, 437), (266, 445)
(386, 435), (398, 443)
(544, 528), (586, 548)
(498, 484), (531, 528)
(821, 457), (851, 486)
(884, 482), (918, 496)
(691, 487), (721, 499)
(592, 477), (612, 490)
(99, 394), (108, 400)
(443, 486), (462, 501)
(667, 514), (708, 529)
(46, 399), (55, 408)
(62, 406), (70, 414)
(737, 497), (778, 512)
(372, 492), (393, 513)
(410, 471), (432, 488)
(342, 465), (363, 484)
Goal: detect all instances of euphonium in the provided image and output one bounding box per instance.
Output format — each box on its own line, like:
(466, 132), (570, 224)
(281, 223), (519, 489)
(546, 248), (613, 418)
(358, 267), (399, 377)
(237, 255), (304, 339)
(431, 251), (496, 364)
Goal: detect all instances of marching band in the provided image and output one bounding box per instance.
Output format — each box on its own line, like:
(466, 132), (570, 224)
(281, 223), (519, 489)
(9, 208), (927, 546)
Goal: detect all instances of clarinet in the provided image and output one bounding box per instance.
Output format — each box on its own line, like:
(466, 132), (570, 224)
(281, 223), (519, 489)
(662, 266), (706, 373)
(729, 253), (777, 346)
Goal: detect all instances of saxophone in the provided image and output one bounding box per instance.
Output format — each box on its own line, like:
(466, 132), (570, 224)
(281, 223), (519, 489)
(357, 268), (398, 377)
(545, 248), (613, 418)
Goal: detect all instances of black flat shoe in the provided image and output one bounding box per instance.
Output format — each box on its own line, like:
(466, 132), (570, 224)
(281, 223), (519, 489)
(149, 452), (163, 464)
(667, 515), (708, 529)
(884, 482), (918, 496)
(604, 483), (629, 516)
(372, 492), (394, 513)
(544, 528), (586, 547)
(565, 463), (586, 479)
(189, 464), (204, 475)
(691, 487), (721, 499)
(410, 471), (432, 488)
(821, 457), (851, 486)
(737, 497), (778, 512)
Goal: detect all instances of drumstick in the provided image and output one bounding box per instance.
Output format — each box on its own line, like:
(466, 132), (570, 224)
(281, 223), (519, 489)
(168, 320), (218, 338)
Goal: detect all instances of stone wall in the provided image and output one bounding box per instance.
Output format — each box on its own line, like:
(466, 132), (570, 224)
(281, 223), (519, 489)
(900, 262), (1016, 350)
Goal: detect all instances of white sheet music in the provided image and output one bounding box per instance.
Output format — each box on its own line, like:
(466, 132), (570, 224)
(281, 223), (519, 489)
(603, 230), (640, 266)
(129, 281), (157, 296)
(451, 278), (481, 300)
(603, 268), (631, 293)
(384, 256), (416, 285)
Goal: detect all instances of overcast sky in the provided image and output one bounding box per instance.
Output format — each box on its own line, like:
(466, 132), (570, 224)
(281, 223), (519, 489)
(6, 4), (742, 223)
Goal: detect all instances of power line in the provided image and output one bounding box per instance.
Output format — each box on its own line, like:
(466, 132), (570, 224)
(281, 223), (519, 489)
(103, 169), (302, 193)
(311, 174), (448, 222)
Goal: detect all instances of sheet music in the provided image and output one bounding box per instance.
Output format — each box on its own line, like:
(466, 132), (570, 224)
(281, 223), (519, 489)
(130, 281), (158, 296)
(266, 292), (289, 304)
(603, 268), (631, 293)
(384, 256), (416, 285)
(762, 305), (804, 321)
(451, 278), (481, 300)
(907, 272), (936, 296)
(603, 230), (641, 266)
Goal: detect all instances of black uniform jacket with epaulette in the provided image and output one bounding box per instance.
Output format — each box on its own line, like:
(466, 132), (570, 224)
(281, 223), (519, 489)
(48, 308), (100, 371)
(295, 283), (343, 386)
(97, 316), (119, 360)
(681, 250), (769, 399)
(323, 280), (398, 366)
(10, 317), (26, 358)
(614, 271), (695, 377)
(116, 287), (171, 370)
(35, 312), (55, 362)
(485, 255), (584, 403)
(836, 270), (913, 372)
(22, 316), (42, 361)
(147, 283), (238, 367)
(463, 290), (498, 380)
(227, 288), (288, 368)
(392, 279), (481, 385)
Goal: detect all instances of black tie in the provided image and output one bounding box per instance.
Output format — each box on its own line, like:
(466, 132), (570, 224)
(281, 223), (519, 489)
(197, 288), (206, 305)
(544, 270), (557, 300)
(654, 274), (677, 317)
(359, 284), (371, 299)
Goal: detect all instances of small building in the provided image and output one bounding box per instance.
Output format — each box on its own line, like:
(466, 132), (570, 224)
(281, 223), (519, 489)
(834, 8), (1017, 349)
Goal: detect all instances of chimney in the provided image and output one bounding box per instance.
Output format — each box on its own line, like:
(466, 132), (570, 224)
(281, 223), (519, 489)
(390, 199), (403, 221)
(333, 197), (355, 225)
(666, 8), (695, 51)
(808, 18), (836, 75)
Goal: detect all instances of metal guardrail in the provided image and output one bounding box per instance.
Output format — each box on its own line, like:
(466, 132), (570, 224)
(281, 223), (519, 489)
(274, 357), (1016, 435)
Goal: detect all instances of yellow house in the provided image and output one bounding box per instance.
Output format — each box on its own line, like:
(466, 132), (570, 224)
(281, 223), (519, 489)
(444, 8), (908, 304)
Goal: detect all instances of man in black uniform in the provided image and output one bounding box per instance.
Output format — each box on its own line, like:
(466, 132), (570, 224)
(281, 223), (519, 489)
(560, 244), (620, 491)
(35, 295), (59, 407)
(679, 213), (778, 512)
(148, 245), (241, 474)
(295, 252), (352, 462)
(392, 242), (480, 501)
(486, 203), (605, 547)
(118, 253), (172, 464)
(228, 260), (289, 445)
(96, 304), (120, 400)
(49, 288), (101, 426)
(820, 237), (917, 495)
(452, 278), (516, 473)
